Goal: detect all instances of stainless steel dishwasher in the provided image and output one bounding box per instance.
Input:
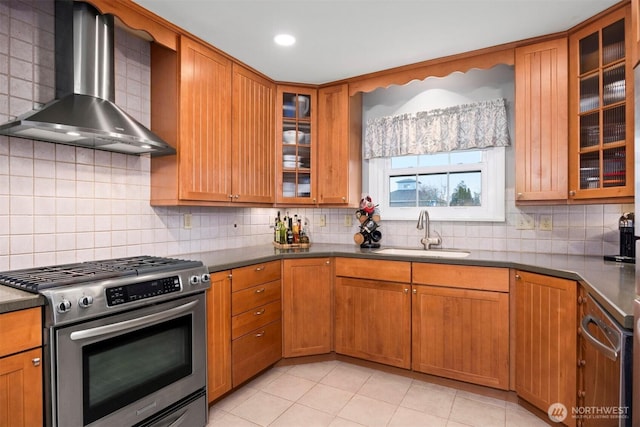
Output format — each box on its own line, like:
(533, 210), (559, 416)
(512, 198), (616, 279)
(580, 294), (632, 427)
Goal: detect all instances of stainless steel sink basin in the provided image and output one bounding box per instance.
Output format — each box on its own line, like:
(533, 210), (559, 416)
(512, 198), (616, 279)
(374, 248), (470, 258)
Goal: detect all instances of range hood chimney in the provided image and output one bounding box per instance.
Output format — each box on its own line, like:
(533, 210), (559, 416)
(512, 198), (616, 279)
(0, 1), (175, 156)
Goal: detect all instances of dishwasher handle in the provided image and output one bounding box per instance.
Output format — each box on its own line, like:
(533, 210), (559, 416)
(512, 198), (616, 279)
(581, 314), (620, 361)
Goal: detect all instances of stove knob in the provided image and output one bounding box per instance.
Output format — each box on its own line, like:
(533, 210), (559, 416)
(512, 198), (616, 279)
(56, 299), (71, 314)
(189, 275), (201, 285)
(201, 273), (211, 283)
(78, 295), (94, 308)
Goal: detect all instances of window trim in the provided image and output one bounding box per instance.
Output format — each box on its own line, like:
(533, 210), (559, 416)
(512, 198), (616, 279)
(365, 147), (505, 222)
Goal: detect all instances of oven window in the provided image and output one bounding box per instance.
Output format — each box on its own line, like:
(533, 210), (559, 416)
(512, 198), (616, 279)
(83, 315), (193, 425)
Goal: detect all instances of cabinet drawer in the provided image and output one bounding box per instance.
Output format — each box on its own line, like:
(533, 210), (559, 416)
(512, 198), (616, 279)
(335, 257), (411, 283)
(232, 261), (281, 292)
(412, 263), (509, 292)
(232, 319), (282, 386)
(231, 280), (280, 315)
(0, 308), (41, 357)
(232, 300), (281, 339)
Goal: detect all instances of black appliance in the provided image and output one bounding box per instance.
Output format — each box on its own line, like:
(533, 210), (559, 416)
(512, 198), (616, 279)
(604, 212), (636, 263)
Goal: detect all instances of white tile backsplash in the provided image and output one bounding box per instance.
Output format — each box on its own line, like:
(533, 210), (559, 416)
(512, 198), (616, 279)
(0, 0), (633, 269)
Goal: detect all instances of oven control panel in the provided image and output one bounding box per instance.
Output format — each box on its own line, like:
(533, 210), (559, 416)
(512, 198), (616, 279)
(106, 276), (181, 306)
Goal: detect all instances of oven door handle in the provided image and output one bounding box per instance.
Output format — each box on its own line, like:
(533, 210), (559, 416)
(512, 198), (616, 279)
(69, 300), (198, 341)
(580, 314), (620, 361)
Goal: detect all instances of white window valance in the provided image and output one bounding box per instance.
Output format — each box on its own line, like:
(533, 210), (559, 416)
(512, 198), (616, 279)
(364, 98), (510, 159)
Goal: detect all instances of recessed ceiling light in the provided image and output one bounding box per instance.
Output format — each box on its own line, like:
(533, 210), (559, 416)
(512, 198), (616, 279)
(274, 34), (296, 47)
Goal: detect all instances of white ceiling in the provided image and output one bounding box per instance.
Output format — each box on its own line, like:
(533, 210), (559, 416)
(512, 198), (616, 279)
(133, 0), (621, 85)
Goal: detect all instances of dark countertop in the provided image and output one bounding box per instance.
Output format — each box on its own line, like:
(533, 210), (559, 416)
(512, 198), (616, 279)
(183, 243), (637, 330)
(1, 244), (635, 329)
(0, 285), (44, 314)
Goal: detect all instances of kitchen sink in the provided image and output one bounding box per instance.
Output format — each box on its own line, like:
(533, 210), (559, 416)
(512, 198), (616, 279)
(374, 248), (471, 258)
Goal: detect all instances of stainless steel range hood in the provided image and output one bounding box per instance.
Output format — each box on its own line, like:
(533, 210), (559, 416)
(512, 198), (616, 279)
(0, 0), (175, 156)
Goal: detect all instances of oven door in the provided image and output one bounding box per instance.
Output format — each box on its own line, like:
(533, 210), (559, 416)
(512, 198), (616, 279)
(52, 293), (206, 427)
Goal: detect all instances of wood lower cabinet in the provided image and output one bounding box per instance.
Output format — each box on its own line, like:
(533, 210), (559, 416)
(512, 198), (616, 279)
(317, 84), (362, 207)
(231, 261), (282, 386)
(334, 258), (412, 369)
(515, 37), (569, 203)
(282, 258), (333, 357)
(206, 270), (232, 403)
(0, 308), (42, 427)
(411, 264), (510, 389)
(515, 270), (577, 426)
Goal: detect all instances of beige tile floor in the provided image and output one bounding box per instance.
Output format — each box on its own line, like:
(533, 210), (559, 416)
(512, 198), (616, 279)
(207, 360), (550, 427)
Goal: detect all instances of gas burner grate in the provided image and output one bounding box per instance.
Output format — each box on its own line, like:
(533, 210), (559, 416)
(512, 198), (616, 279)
(0, 256), (203, 293)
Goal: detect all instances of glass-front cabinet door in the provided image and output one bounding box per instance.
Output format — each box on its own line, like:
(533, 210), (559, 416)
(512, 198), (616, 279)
(569, 5), (634, 200)
(276, 86), (317, 204)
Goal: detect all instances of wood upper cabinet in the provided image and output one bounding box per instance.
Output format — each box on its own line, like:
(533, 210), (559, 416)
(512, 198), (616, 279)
(206, 270), (232, 403)
(0, 308), (42, 427)
(150, 38), (274, 205)
(631, 0), (640, 67)
(515, 37), (569, 203)
(276, 85), (318, 204)
(150, 35), (233, 204)
(178, 36), (233, 202)
(568, 4), (634, 202)
(515, 270), (577, 426)
(334, 258), (412, 369)
(282, 258), (333, 357)
(231, 64), (275, 203)
(411, 264), (510, 390)
(317, 84), (362, 207)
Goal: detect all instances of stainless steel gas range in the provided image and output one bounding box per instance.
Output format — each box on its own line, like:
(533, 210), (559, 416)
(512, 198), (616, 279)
(0, 256), (211, 427)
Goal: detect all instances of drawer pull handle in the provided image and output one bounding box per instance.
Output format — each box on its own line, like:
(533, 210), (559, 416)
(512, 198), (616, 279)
(255, 288), (266, 294)
(255, 266), (265, 271)
(255, 331), (265, 337)
(32, 358), (41, 367)
(255, 309), (265, 315)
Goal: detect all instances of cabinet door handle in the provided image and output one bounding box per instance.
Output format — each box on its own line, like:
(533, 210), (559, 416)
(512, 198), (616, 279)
(517, 192), (523, 199)
(255, 265), (265, 271)
(412, 288), (417, 294)
(515, 274), (521, 280)
(403, 288), (409, 293)
(255, 309), (265, 315)
(255, 288), (266, 293)
(569, 190), (576, 197)
(325, 260), (330, 265)
(32, 358), (41, 367)
(255, 331), (265, 337)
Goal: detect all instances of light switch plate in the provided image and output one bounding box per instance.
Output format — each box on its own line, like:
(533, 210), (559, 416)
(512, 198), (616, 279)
(344, 215), (353, 227)
(319, 214), (326, 227)
(183, 213), (192, 229)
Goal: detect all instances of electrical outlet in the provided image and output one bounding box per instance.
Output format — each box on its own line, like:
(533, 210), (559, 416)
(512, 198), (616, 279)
(319, 214), (326, 227)
(539, 215), (553, 231)
(344, 215), (352, 227)
(515, 213), (535, 230)
(183, 213), (192, 229)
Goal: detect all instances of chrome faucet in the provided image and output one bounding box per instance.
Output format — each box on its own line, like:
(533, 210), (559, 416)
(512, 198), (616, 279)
(417, 209), (441, 250)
